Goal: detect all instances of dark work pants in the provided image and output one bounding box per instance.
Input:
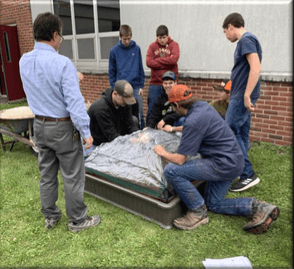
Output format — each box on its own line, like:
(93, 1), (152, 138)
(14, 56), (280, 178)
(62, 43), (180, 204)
(34, 119), (87, 224)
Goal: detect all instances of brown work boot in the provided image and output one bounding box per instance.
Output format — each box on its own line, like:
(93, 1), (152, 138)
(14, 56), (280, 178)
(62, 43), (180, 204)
(244, 199), (280, 234)
(173, 204), (209, 230)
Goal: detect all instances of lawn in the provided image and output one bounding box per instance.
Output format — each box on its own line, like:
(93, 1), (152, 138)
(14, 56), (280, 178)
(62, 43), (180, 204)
(0, 101), (293, 268)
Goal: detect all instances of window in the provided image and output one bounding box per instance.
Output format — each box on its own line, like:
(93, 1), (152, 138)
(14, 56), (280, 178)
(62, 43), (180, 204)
(97, 0), (120, 32)
(53, 0), (120, 67)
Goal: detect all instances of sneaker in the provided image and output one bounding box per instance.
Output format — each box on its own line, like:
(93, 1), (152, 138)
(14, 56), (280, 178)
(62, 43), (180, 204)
(68, 215), (101, 233)
(229, 173), (260, 192)
(244, 200), (280, 234)
(45, 214), (61, 229)
(173, 204), (209, 230)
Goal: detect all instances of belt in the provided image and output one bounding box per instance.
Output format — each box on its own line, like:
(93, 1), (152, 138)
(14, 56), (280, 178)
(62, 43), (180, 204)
(35, 115), (71, 122)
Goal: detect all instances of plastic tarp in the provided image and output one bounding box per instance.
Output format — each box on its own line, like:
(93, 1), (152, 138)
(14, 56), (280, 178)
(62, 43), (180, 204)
(85, 128), (199, 200)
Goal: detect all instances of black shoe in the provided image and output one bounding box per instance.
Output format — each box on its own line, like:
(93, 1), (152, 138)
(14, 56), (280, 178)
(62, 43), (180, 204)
(229, 173), (260, 192)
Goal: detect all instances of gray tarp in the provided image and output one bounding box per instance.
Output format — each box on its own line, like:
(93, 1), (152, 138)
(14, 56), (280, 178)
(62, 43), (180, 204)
(85, 128), (200, 199)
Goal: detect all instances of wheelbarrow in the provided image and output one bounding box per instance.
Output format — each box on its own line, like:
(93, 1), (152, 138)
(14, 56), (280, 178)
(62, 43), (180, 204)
(0, 106), (39, 156)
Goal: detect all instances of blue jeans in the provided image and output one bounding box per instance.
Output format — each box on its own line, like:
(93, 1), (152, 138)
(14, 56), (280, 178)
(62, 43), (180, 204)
(225, 97), (258, 179)
(173, 116), (185, 127)
(133, 87), (145, 128)
(164, 159), (253, 215)
(146, 84), (162, 125)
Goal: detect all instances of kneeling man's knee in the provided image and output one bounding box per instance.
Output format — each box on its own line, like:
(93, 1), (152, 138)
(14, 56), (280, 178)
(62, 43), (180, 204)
(164, 163), (177, 181)
(206, 202), (221, 213)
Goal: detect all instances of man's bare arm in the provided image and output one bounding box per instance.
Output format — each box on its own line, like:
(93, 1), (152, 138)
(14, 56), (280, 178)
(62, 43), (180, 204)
(153, 145), (186, 165)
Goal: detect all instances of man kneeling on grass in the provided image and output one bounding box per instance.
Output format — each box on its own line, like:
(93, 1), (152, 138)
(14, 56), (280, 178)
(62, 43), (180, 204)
(153, 85), (279, 234)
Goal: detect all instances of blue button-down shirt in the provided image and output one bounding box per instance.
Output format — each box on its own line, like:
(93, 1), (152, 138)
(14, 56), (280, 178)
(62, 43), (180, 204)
(19, 42), (91, 138)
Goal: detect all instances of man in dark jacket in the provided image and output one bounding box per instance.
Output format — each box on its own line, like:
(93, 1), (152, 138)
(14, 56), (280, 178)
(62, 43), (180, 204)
(146, 71), (184, 133)
(86, 80), (139, 156)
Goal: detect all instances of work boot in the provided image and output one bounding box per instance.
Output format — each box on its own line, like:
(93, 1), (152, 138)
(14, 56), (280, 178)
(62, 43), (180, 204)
(244, 199), (280, 234)
(173, 204), (209, 230)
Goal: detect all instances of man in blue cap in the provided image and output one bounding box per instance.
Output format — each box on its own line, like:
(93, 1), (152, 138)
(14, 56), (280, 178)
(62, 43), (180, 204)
(146, 71), (184, 133)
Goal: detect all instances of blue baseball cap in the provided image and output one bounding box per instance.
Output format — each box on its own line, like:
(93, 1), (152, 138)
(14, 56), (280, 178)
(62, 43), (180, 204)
(161, 71), (176, 81)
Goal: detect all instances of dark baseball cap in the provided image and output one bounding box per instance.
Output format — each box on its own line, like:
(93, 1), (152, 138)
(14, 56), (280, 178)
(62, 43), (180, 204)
(114, 80), (136, 105)
(161, 71), (177, 81)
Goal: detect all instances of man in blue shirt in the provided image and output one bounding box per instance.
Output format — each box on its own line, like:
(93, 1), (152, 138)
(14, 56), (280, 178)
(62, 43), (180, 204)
(223, 13), (262, 192)
(108, 25), (145, 128)
(19, 12), (100, 232)
(153, 85), (279, 233)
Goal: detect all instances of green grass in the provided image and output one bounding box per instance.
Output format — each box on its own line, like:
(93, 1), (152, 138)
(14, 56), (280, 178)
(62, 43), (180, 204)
(0, 101), (293, 268)
(0, 99), (28, 110)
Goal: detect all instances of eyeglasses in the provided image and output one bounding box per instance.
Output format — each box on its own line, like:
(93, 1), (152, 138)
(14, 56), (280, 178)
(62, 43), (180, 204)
(59, 33), (64, 43)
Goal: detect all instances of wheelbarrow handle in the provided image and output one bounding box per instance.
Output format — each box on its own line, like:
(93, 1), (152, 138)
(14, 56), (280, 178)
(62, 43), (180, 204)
(0, 127), (34, 147)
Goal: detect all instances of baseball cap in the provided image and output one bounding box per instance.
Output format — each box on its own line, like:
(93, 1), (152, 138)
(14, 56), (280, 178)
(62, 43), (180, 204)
(213, 79), (232, 92)
(162, 71), (177, 81)
(114, 80), (136, 105)
(168, 84), (193, 104)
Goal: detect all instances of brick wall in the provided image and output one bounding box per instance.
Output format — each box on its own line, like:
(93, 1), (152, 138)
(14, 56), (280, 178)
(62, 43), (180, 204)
(0, 0), (35, 55)
(2, 0), (292, 146)
(80, 74), (293, 146)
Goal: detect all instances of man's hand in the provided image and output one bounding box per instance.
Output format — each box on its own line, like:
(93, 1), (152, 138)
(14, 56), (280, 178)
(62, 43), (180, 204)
(156, 120), (165, 130)
(153, 145), (166, 156)
(154, 145), (187, 165)
(139, 88), (143, 96)
(244, 95), (255, 112)
(161, 124), (172, 132)
(83, 136), (93, 149)
(77, 71), (84, 83)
